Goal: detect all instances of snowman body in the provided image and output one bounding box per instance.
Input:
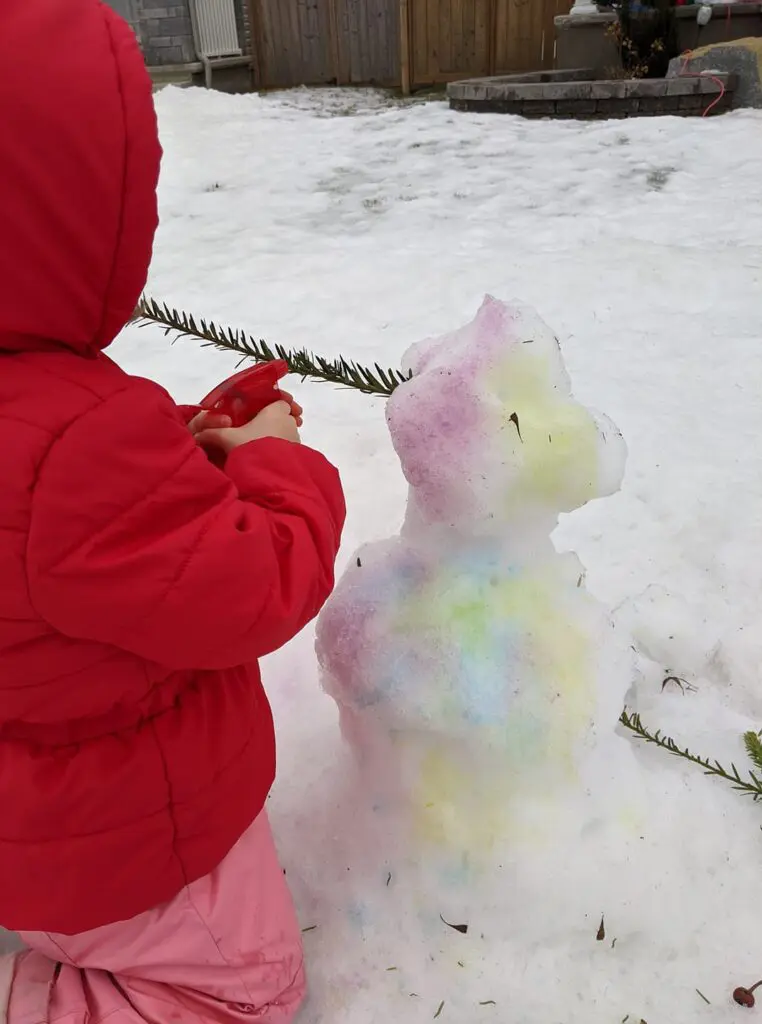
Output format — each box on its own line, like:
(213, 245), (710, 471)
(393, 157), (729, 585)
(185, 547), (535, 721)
(316, 297), (631, 857)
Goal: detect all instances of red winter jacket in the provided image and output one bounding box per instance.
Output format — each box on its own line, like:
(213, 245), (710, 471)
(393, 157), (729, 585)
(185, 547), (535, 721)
(0, 0), (345, 935)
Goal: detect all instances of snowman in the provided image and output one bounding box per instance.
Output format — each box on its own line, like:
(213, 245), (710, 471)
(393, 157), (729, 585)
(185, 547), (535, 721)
(316, 297), (634, 863)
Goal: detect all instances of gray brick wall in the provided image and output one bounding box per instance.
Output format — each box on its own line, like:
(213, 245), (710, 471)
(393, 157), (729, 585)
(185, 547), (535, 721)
(138, 1), (196, 66)
(105, 0), (250, 68)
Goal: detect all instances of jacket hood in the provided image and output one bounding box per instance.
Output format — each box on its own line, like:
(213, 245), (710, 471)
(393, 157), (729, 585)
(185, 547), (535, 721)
(0, 0), (161, 356)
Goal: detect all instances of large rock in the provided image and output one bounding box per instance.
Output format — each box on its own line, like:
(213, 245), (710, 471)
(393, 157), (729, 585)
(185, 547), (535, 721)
(668, 36), (762, 108)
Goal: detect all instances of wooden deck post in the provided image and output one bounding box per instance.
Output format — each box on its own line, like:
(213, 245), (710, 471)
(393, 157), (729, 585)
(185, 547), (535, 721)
(400, 0), (411, 94)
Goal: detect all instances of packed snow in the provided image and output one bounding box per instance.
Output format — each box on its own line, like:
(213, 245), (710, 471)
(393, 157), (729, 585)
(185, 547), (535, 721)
(24, 88), (762, 1021)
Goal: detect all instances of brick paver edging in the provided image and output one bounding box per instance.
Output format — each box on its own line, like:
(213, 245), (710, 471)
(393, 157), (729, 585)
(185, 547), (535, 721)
(448, 72), (737, 119)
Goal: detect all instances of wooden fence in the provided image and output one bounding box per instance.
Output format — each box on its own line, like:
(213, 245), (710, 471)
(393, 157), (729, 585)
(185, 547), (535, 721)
(248, 0), (574, 91)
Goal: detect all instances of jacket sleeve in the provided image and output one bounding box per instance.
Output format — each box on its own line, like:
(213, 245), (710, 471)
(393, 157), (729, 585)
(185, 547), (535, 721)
(26, 378), (346, 670)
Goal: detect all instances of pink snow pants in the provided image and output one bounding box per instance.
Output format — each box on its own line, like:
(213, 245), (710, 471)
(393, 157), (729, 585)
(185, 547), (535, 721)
(0, 813), (305, 1024)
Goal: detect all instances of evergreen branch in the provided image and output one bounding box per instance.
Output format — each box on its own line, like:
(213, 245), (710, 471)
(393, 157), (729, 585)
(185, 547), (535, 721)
(619, 710), (762, 802)
(743, 730), (762, 773)
(133, 296), (412, 398)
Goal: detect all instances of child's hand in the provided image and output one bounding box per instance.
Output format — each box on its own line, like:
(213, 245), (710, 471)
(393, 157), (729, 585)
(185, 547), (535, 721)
(279, 390), (304, 428)
(196, 401), (301, 454)
(187, 410), (232, 437)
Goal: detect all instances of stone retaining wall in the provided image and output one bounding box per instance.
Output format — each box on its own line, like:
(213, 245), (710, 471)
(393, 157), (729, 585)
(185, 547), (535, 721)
(448, 71), (736, 119)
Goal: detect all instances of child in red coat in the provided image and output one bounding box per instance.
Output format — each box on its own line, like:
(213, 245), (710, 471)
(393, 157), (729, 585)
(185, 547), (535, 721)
(0, 1), (345, 1021)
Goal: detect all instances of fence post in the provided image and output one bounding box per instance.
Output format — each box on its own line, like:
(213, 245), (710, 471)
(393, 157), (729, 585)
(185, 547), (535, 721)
(400, 0), (411, 94)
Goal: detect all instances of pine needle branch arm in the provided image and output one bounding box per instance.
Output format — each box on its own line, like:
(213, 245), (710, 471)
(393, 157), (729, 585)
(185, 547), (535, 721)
(132, 296), (412, 398)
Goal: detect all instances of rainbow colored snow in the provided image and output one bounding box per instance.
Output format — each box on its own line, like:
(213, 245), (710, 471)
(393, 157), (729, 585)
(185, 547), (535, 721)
(317, 297), (629, 856)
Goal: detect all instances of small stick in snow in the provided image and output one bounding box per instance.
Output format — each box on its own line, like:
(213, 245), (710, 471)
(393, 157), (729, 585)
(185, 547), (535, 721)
(596, 916), (605, 941)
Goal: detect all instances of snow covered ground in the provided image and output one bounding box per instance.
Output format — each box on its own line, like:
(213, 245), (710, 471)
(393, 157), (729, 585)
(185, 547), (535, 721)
(114, 89), (762, 1022)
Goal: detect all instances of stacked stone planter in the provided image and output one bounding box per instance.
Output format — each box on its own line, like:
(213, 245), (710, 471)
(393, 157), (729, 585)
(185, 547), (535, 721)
(447, 69), (736, 119)
(556, 4), (762, 76)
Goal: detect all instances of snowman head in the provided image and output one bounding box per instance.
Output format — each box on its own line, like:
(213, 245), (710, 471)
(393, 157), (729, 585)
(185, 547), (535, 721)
(386, 297), (626, 535)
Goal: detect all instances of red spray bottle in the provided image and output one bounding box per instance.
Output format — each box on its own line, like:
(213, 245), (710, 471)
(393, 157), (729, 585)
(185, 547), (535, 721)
(199, 359), (291, 427)
(194, 360), (295, 465)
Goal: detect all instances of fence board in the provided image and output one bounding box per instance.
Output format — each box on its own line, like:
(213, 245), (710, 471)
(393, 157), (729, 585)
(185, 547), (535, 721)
(281, 0), (302, 79)
(334, 0), (352, 81)
(460, 0), (473, 68)
(298, 0), (319, 76)
(401, 0), (411, 91)
(493, 0), (506, 72)
(410, 0), (430, 83)
(379, 0), (401, 82)
(426, 0), (438, 79)
(441, 0), (453, 72)
(524, 0), (544, 70)
(328, 0), (345, 82)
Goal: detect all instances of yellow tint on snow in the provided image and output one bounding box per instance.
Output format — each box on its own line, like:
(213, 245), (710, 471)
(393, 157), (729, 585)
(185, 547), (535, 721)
(491, 348), (601, 513)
